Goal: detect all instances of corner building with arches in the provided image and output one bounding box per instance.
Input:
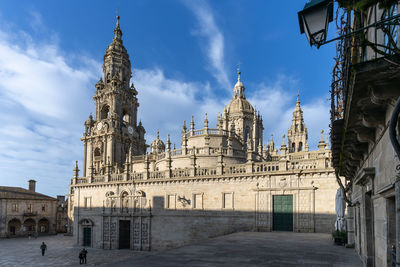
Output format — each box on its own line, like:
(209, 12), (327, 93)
(0, 180), (58, 238)
(68, 18), (339, 250)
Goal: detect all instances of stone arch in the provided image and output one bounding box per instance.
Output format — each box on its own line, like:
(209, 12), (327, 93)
(100, 105), (110, 120)
(8, 218), (21, 236)
(23, 218), (36, 233)
(79, 218), (94, 226)
(38, 218), (50, 234)
(298, 142), (303, 152)
(94, 147), (101, 157)
(122, 109), (130, 124)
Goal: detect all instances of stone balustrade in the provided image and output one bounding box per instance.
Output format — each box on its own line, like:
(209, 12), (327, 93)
(74, 150), (331, 184)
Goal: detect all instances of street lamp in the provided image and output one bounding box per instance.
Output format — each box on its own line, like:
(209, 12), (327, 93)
(298, 0), (334, 48)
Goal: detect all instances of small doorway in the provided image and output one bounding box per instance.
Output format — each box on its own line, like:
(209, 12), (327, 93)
(119, 220), (130, 249)
(8, 219), (21, 236)
(273, 195), (293, 231)
(83, 227), (92, 247)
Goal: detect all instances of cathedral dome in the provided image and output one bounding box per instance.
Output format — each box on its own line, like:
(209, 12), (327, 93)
(223, 70), (254, 115)
(224, 97), (254, 115)
(150, 130), (165, 154)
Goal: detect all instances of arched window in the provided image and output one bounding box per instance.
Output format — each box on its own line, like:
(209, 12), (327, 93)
(244, 126), (251, 143)
(122, 110), (130, 124)
(291, 143), (296, 153)
(298, 142), (303, 152)
(100, 105), (110, 120)
(94, 148), (101, 158)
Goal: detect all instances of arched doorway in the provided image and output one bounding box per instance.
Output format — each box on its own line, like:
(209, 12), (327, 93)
(38, 218), (50, 234)
(23, 218), (36, 235)
(8, 218), (21, 236)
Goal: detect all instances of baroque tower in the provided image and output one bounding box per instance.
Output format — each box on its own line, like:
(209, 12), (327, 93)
(81, 16), (146, 177)
(287, 94), (308, 152)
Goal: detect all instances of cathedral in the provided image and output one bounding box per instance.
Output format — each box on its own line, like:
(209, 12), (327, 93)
(68, 17), (338, 250)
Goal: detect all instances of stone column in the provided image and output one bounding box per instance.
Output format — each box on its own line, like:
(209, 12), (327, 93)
(217, 152), (224, 175)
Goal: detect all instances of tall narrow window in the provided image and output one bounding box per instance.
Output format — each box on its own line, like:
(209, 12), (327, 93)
(193, 194), (203, 209)
(298, 142), (303, 152)
(84, 197), (92, 209)
(100, 105), (110, 120)
(12, 203), (18, 212)
(222, 193), (233, 209)
(167, 195), (176, 209)
(27, 204), (33, 213)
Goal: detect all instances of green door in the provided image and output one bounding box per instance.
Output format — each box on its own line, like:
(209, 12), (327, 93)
(83, 227), (91, 246)
(273, 195), (293, 231)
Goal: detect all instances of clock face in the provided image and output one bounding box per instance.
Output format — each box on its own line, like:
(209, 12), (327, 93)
(97, 122), (103, 131)
(128, 126), (134, 135)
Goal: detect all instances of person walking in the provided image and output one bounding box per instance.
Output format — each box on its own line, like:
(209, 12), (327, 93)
(82, 248), (88, 264)
(40, 242), (47, 256)
(79, 250), (84, 264)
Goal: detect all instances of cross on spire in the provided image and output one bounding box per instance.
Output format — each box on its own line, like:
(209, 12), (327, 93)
(237, 61), (242, 81)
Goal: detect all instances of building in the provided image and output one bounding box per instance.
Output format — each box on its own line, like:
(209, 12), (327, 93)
(68, 17), (339, 250)
(55, 195), (68, 233)
(0, 180), (58, 237)
(330, 1), (400, 266)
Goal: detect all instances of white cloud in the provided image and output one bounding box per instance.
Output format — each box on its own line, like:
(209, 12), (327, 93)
(184, 0), (231, 91)
(135, 68), (225, 146)
(247, 76), (330, 151)
(0, 28), (96, 195)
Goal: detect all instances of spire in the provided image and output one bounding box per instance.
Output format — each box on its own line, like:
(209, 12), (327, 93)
(287, 93), (308, 153)
(103, 15), (131, 88)
(204, 113), (208, 129)
(166, 134), (171, 150)
(233, 67), (245, 99)
(114, 15), (122, 41)
(182, 120), (187, 134)
(190, 116), (195, 131)
(156, 129), (160, 140)
(320, 129), (324, 143)
(73, 161), (80, 178)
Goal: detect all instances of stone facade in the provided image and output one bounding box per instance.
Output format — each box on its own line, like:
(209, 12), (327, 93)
(55, 195), (68, 233)
(329, 3), (400, 266)
(0, 180), (58, 237)
(68, 17), (339, 250)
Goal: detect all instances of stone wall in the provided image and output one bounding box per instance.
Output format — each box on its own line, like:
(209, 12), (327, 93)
(70, 169), (338, 250)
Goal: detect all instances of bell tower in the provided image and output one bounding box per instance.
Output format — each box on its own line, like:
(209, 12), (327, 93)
(81, 16), (146, 177)
(287, 94), (308, 153)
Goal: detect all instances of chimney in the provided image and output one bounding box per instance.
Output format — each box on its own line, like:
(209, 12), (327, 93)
(28, 179), (36, 192)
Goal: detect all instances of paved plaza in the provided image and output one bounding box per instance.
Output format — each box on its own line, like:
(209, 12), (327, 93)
(0, 232), (362, 266)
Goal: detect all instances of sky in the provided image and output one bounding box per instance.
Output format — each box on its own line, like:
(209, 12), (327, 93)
(0, 0), (337, 196)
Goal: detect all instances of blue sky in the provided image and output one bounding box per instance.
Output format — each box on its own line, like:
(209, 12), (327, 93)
(0, 0), (337, 196)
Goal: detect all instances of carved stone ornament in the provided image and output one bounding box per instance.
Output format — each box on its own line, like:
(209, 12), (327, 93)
(177, 196), (191, 207)
(278, 178), (287, 188)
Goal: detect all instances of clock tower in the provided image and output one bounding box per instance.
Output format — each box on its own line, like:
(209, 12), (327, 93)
(81, 16), (146, 177)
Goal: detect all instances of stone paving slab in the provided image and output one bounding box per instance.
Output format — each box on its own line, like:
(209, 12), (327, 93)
(110, 232), (363, 267)
(0, 232), (363, 266)
(0, 234), (147, 266)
